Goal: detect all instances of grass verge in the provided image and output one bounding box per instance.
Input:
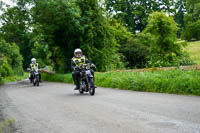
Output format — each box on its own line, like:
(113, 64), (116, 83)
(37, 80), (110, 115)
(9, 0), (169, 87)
(0, 118), (16, 133)
(3, 73), (28, 83)
(0, 76), (3, 86)
(0, 73), (28, 86)
(42, 69), (200, 96)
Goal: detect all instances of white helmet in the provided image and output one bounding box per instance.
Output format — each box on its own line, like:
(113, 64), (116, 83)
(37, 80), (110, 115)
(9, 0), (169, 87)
(31, 58), (36, 63)
(74, 48), (82, 57)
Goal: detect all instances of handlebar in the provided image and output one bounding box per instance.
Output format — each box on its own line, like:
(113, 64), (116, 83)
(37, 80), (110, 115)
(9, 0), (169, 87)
(75, 63), (96, 70)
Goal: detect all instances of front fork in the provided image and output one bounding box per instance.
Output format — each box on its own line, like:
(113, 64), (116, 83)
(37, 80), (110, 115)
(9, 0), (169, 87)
(86, 75), (90, 89)
(80, 75), (90, 91)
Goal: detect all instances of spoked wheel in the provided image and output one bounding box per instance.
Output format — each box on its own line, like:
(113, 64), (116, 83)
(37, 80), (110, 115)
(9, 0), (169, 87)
(89, 78), (95, 96)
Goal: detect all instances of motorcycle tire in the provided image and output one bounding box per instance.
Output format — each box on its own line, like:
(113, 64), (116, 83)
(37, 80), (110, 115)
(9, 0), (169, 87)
(79, 89), (84, 94)
(36, 76), (39, 87)
(89, 78), (95, 96)
(33, 78), (36, 86)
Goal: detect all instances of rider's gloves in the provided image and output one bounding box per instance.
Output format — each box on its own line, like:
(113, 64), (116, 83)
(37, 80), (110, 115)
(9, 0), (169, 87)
(91, 64), (96, 68)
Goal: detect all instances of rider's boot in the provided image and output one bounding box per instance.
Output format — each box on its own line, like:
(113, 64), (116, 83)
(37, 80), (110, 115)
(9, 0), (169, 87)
(74, 77), (80, 90)
(39, 74), (42, 82)
(74, 85), (80, 90)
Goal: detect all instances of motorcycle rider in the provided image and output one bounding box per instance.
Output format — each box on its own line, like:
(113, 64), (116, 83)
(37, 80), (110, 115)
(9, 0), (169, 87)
(28, 58), (42, 82)
(71, 48), (96, 90)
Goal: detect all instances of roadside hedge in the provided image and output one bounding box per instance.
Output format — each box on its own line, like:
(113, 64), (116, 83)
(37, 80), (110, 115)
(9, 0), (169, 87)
(42, 69), (200, 96)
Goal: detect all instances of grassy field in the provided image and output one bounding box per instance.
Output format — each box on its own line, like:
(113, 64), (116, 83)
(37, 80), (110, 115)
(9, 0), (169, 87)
(185, 41), (200, 65)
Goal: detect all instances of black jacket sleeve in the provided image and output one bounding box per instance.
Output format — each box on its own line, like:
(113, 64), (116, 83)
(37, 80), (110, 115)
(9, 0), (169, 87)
(71, 58), (76, 70)
(38, 64), (41, 69)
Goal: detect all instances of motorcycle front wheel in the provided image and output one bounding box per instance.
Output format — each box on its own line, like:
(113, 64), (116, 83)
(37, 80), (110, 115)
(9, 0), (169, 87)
(33, 77), (36, 86)
(36, 75), (39, 86)
(79, 89), (84, 94)
(89, 78), (95, 96)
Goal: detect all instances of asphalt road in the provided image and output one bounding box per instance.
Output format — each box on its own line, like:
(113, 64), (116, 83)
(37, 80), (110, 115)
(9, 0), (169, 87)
(0, 79), (200, 133)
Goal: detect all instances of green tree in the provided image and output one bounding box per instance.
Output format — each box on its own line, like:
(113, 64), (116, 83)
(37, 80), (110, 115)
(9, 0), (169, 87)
(77, 0), (124, 71)
(0, 4), (32, 68)
(105, 0), (184, 33)
(0, 39), (23, 75)
(182, 19), (200, 40)
(31, 0), (127, 72)
(144, 12), (183, 67)
(186, 0), (200, 18)
(31, 33), (53, 68)
(173, 0), (186, 37)
(31, 0), (81, 72)
(182, 0), (200, 40)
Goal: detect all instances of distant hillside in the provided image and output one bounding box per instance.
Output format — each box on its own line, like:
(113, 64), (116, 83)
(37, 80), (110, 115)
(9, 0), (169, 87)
(185, 41), (200, 65)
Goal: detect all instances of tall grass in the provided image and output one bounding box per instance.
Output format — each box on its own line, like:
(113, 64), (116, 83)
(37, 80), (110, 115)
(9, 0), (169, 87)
(95, 70), (200, 95)
(42, 69), (200, 96)
(42, 73), (73, 83)
(186, 41), (200, 65)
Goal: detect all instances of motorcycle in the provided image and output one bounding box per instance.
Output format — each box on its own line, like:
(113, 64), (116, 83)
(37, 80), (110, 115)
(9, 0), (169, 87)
(28, 68), (40, 87)
(32, 69), (40, 86)
(78, 63), (96, 96)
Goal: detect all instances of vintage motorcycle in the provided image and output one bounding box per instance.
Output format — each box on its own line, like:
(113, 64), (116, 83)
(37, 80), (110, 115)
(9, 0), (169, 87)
(78, 63), (96, 96)
(28, 68), (40, 87)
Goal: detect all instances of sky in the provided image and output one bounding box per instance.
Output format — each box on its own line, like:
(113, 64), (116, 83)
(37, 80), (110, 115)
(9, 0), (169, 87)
(1, 0), (14, 6)
(0, 0), (15, 15)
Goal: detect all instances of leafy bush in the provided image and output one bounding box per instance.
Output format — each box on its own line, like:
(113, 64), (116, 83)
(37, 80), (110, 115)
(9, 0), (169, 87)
(2, 64), (13, 76)
(0, 39), (23, 75)
(0, 64), (14, 77)
(0, 67), (7, 77)
(120, 37), (149, 68)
